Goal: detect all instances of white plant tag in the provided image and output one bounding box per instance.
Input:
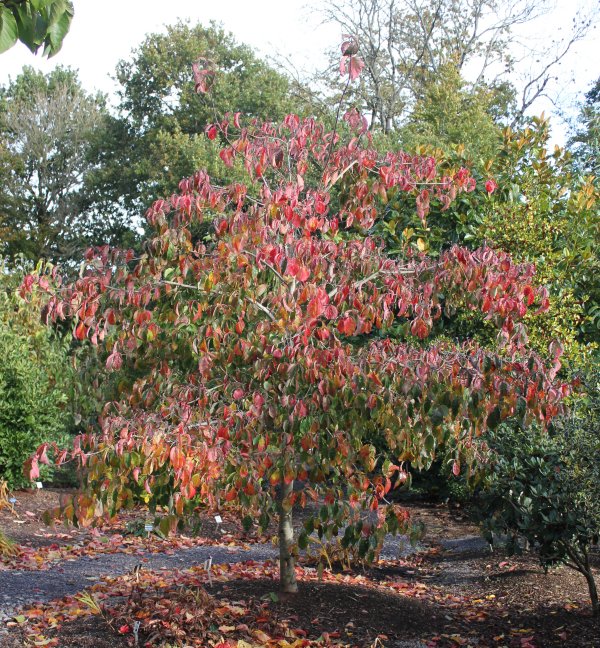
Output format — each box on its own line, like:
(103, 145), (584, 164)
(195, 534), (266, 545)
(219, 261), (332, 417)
(133, 620), (141, 643)
(35, 482), (43, 489)
(202, 556), (213, 586)
(214, 515), (223, 524)
(144, 523), (153, 532)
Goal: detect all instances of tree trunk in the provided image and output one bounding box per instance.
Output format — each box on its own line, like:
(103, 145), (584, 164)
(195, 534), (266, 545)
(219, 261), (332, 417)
(277, 479), (298, 594)
(583, 560), (599, 618)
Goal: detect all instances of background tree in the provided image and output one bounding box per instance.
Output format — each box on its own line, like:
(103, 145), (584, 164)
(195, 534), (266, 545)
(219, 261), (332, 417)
(373, 117), (599, 367)
(319, 0), (595, 133)
(473, 118), (600, 361)
(88, 21), (304, 223)
(0, 260), (75, 489)
(397, 61), (505, 161)
(0, 66), (129, 265)
(569, 76), (600, 178)
(0, 0), (73, 56)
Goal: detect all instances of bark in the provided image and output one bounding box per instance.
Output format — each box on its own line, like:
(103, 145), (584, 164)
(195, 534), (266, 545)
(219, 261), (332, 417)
(277, 479), (298, 593)
(566, 545), (599, 618)
(583, 555), (599, 618)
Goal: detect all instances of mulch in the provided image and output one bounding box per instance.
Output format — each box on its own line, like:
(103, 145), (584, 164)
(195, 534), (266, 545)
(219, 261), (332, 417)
(1, 490), (599, 647)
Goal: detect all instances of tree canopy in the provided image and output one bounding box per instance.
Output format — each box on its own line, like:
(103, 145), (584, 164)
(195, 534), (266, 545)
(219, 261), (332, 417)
(570, 76), (600, 178)
(320, 0), (595, 133)
(88, 21), (303, 222)
(0, 67), (130, 265)
(24, 54), (568, 593)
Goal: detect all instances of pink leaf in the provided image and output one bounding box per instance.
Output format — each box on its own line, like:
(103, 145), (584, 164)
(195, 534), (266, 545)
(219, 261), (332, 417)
(349, 56), (365, 81)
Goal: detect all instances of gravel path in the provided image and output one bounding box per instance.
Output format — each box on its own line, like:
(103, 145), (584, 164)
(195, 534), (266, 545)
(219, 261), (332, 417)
(0, 532), (425, 632)
(0, 532), (487, 646)
(0, 544), (277, 632)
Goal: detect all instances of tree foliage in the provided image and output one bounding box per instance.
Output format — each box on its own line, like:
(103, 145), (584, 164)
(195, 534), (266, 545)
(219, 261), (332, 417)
(0, 67), (130, 266)
(475, 118), (600, 361)
(0, 261), (74, 489)
(23, 54), (567, 593)
(88, 22), (301, 221)
(373, 116), (599, 367)
(398, 62), (504, 161)
(0, 0), (73, 56)
(320, 0), (596, 132)
(569, 76), (600, 178)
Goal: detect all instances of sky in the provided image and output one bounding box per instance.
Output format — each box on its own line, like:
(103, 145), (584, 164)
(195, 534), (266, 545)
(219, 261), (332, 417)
(0, 0), (597, 145)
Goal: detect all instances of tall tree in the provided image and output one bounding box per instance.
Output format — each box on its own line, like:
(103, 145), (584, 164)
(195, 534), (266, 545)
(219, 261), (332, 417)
(397, 61), (506, 160)
(89, 21), (302, 220)
(320, 0), (595, 132)
(0, 0), (73, 56)
(0, 67), (128, 265)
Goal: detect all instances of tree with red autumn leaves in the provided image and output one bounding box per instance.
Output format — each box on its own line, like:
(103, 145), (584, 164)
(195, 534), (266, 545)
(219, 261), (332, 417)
(21, 41), (568, 593)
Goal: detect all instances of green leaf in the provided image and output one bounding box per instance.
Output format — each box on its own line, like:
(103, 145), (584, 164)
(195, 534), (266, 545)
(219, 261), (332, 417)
(14, 4), (37, 52)
(45, 2), (72, 56)
(430, 405), (448, 426)
(29, 0), (53, 11)
(0, 8), (18, 54)
(515, 396), (527, 419)
(298, 530), (308, 550)
(486, 406), (501, 430)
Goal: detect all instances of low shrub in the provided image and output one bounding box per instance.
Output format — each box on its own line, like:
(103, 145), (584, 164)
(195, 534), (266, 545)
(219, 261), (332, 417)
(472, 369), (600, 616)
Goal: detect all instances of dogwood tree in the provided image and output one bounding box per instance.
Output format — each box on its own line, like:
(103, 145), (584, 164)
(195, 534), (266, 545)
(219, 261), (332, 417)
(22, 43), (567, 593)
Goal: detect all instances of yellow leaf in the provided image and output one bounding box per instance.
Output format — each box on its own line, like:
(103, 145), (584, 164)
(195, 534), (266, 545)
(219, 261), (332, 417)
(253, 629), (272, 643)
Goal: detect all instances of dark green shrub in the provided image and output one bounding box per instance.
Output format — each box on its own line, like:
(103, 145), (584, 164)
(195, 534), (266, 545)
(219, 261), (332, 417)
(472, 371), (600, 616)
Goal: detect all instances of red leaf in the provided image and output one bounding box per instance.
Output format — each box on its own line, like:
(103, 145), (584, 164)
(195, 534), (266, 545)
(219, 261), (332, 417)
(337, 316), (356, 336)
(74, 322), (87, 341)
(192, 60), (215, 94)
(170, 447), (185, 471)
(286, 258), (300, 277)
(24, 456), (40, 481)
(410, 318), (429, 339)
(485, 178), (497, 194)
(296, 265), (310, 282)
(307, 296), (324, 318)
(219, 148), (234, 167)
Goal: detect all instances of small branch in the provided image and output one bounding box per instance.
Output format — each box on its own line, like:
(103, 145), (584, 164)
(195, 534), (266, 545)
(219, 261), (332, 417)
(160, 279), (276, 321)
(245, 251), (289, 286)
(324, 73), (352, 172)
(247, 297), (276, 321)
